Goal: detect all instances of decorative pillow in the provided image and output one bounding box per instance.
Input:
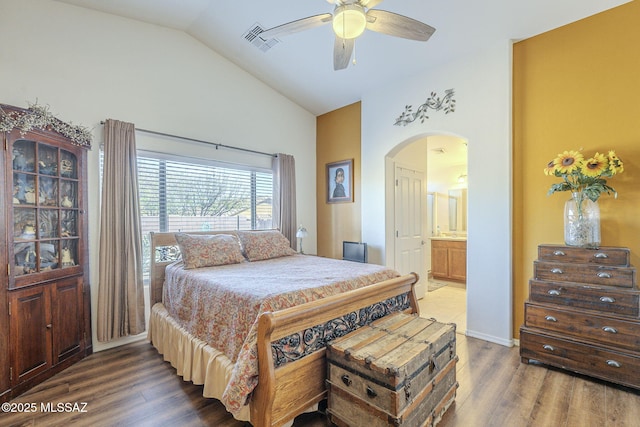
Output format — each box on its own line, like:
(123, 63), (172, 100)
(174, 233), (245, 269)
(236, 230), (296, 261)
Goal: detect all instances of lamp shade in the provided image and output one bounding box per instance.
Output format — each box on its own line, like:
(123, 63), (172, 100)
(332, 4), (367, 39)
(296, 225), (308, 238)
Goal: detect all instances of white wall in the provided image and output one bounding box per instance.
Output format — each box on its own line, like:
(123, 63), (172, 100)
(1, 0), (317, 351)
(362, 41), (514, 346)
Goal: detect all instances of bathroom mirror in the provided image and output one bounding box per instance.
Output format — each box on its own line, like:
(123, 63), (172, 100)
(427, 193), (435, 236)
(448, 195), (457, 231)
(448, 189), (467, 232)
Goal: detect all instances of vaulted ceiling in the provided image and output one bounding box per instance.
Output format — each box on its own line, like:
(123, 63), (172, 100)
(55, 0), (629, 115)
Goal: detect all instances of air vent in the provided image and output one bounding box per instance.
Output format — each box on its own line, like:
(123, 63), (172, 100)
(243, 23), (280, 52)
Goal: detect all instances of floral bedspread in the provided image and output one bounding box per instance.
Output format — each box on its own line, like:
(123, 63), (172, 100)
(163, 254), (399, 416)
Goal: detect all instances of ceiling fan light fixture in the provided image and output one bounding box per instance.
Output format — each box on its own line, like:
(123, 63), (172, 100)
(332, 5), (367, 39)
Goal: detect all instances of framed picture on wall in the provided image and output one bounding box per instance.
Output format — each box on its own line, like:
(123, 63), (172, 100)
(326, 159), (353, 203)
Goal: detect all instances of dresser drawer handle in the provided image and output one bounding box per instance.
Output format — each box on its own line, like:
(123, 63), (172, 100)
(594, 252), (609, 259)
(366, 386), (378, 399)
(544, 315), (557, 322)
(341, 375), (352, 387)
(550, 268), (563, 274)
(548, 289), (561, 296)
(542, 344), (555, 352)
(602, 326), (618, 334)
(597, 272), (612, 279)
(606, 360), (621, 368)
(600, 296), (616, 303)
(553, 250), (566, 256)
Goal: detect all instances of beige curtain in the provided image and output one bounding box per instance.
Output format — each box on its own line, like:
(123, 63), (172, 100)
(272, 153), (297, 249)
(97, 119), (145, 342)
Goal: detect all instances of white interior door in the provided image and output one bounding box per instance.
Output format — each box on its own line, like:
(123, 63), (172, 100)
(394, 165), (427, 298)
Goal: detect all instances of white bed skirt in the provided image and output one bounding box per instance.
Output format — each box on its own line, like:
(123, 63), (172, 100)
(148, 303), (318, 426)
(148, 302), (252, 422)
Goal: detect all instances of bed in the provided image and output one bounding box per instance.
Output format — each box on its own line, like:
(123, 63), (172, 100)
(147, 230), (419, 427)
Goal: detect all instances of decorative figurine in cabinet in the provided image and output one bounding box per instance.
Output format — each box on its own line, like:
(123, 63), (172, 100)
(0, 103), (92, 401)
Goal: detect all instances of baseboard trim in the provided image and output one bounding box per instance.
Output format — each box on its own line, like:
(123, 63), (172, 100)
(465, 329), (515, 348)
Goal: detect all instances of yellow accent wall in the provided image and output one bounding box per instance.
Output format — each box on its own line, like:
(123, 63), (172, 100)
(513, 1), (640, 337)
(316, 102), (362, 258)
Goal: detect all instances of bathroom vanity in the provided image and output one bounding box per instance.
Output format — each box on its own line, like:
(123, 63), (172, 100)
(430, 237), (467, 282)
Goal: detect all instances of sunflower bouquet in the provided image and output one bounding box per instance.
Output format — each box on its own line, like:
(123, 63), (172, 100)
(544, 149), (624, 202)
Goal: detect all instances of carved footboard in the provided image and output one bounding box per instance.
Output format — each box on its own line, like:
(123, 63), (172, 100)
(253, 272), (419, 427)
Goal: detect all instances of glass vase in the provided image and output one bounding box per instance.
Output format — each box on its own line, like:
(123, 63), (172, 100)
(564, 191), (600, 248)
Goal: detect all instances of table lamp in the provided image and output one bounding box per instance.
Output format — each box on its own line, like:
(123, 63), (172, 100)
(296, 224), (308, 254)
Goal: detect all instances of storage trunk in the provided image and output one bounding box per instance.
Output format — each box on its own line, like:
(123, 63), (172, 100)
(326, 312), (457, 427)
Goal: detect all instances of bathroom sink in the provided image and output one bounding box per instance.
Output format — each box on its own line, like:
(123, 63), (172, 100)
(430, 235), (467, 241)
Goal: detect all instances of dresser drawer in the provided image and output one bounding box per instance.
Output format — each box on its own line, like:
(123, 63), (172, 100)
(524, 302), (640, 352)
(538, 245), (630, 267)
(534, 261), (636, 288)
(529, 279), (640, 317)
(520, 327), (640, 390)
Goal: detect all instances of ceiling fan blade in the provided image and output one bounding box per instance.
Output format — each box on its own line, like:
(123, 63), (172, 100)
(361, 0), (384, 9)
(366, 9), (435, 41)
(334, 36), (354, 70)
(259, 13), (332, 39)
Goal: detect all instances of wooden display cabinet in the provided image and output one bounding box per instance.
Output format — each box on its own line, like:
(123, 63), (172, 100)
(0, 104), (92, 401)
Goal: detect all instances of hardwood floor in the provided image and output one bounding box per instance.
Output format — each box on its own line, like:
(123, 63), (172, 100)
(4, 335), (640, 427)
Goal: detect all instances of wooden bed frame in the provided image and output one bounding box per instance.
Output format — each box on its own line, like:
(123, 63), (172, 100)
(148, 230), (419, 427)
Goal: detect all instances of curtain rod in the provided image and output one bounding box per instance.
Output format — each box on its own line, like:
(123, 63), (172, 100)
(100, 121), (277, 158)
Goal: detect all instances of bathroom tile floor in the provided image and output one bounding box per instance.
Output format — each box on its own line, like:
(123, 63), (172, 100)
(419, 281), (467, 334)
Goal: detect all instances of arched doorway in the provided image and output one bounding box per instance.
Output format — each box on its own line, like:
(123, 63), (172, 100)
(384, 133), (468, 331)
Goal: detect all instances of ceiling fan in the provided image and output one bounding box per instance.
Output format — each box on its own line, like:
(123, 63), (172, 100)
(258, 0), (435, 70)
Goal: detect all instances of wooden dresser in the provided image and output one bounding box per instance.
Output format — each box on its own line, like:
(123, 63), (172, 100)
(520, 245), (640, 389)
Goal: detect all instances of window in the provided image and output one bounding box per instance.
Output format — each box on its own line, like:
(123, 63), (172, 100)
(137, 151), (273, 279)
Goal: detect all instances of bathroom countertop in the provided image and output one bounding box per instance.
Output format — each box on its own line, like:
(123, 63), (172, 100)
(429, 236), (467, 241)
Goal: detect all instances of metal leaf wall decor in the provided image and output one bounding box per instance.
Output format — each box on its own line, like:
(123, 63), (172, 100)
(394, 89), (456, 126)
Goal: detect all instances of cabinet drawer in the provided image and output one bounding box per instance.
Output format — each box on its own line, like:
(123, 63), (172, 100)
(534, 261), (636, 288)
(524, 302), (640, 352)
(529, 279), (640, 317)
(538, 245), (630, 266)
(520, 327), (640, 390)
(431, 239), (466, 249)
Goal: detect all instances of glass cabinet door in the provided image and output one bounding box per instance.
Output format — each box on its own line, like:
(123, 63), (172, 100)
(11, 139), (80, 283)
